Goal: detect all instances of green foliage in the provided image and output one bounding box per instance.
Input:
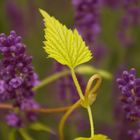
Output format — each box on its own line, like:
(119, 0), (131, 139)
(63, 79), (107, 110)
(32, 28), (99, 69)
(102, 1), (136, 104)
(19, 129), (35, 140)
(92, 134), (110, 140)
(74, 134), (110, 140)
(76, 65), (112, 79)
(9, 129), (16, 140)
(39, 9), (92, 69)
(74, 137), (91, 140)
(29, 122), (55, 135)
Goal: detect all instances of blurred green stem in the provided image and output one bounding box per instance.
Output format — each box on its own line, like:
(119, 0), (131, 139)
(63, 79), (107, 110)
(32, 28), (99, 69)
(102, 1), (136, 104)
(33, 65), (106, 92)
(9, 129), (16, 140)
(19, 128), (34, 140)
(87, 106), (94, 137)
(33, 70), (69, 91)
(59, 100), (81, 140)
(71, 69), (85, 100)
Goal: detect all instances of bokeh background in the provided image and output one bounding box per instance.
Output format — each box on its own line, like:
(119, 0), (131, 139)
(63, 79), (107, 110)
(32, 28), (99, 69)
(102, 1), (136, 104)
(0, 0), (140, 140)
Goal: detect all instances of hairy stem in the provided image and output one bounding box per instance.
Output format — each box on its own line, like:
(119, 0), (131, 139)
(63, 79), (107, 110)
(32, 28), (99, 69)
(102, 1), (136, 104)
(33, 70), (69, 91)
(59, 100), (81, 140)
(87, 106), (94, 137)
(0, 103), (71, 113)
(71, 69), (85, 100)
(85, 74), (102, 98)
(32, 106), (71, 113)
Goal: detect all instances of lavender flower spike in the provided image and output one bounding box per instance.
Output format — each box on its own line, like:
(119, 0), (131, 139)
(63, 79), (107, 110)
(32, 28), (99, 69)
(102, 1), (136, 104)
(116, 68), (140, 120)
(0, 31), (39, 127)
(117, 68), (140, 139)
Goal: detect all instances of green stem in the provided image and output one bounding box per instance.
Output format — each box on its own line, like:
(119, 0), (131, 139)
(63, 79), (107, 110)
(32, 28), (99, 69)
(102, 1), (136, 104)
(33, 70), (69, 91)
(19, 128), (34, 140)
(9, 129), (16, 140)
(71, 69), (95, 137)
(59, 100), (81, 140)
(71, 69), (85, 100)
(87, 106), (94, 137)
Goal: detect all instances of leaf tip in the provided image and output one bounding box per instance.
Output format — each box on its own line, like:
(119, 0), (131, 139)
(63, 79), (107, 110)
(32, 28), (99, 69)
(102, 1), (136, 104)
(39, 8), (48, 18)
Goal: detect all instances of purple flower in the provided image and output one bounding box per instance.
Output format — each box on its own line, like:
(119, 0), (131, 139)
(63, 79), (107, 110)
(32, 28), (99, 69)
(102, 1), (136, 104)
(116, 68), (140, 139)
(104, 0), (121, 9)
(0, 80), (5, 94)
(6, 112), (22, 127)
(116, 68), (140, 120)
(0, 31), (39, 127)
(72, 0), (103, 44)
(72, 0), (108, 64)
(117, 1), (140, 47)
(20, 98), (39, 110)
(101, 0), (140, 48)
(128, 123), (140, 140)
(26, 112), (37, 122)
(9, 77), (23, 88)
(5, 0), (26, 35)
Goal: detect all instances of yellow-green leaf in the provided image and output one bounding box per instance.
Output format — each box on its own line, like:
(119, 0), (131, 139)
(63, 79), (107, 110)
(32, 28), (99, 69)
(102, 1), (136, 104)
(74, 137), (90, 140)
(92, 134), (110, 140)
(39, 9), (92, 69)
(74, 134), (110, 140)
